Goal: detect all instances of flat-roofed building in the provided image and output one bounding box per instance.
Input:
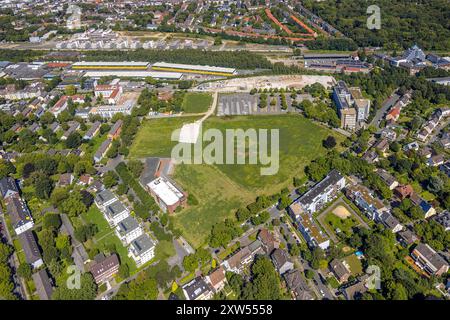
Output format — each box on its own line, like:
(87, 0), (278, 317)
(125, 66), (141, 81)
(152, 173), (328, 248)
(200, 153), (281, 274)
(83, 70), (183, 80)
(147, 177), (187, 213)
(104, 200), (129, 226)
(128, 234), (156, 267)
(115, 216), (144, 245)
(293, 170), (346, 214)
(289, 201), (330, 250)
(72, 61), (149, 70)
(95, 189), (118, 210)
(152, 62), (236, 76)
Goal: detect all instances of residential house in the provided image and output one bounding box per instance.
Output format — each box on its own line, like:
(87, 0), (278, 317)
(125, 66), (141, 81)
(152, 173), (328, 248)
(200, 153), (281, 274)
(61, 121), (80, 141)
(403, 141), (419, 152)
(205, 266), (227, 293)
(94, 189), (118, 211)
(376, 169), (399, 190)
(32, 269), (54, 300)
(283, 269), (314, 300)
(434, 211), (450, 231)
(329, 259), (351, 283)
(0, 177), (19, 199)
(94, 138), (112, 163)
(18, 230), (43, 268)
(373, 138), (389, 156)
(345, 184), (387, 220)
(411, 243), (449, 276)
(386, 107), (401, 122)
(289, 201), (330, 250)
(83, 121), (101, 140)
(428, 154), (445, 167)
(115, 216), (144, 245)
(292, 170), (346, 214)
(394, 185), (414, 200)
(362, 150), (379, 164)
(78, 174), (94, 186)
(397, 229), (419, 247)
(107, 119), (123, 140)
(58, 173), (74, 187)
(378, 211), (403, 233)
(271, 248), (294, 275)
(410, 193), (436, 218)
(89, 254), (120, 284)
(257, 228), (280, 255)
(103, 200), (130, 226)
(222, 241), (263, 274)
(342, 275), (369, 300)
(182, 277), (214, 301)
(6, 196), (34, 235)
(128, 234), (156, 267)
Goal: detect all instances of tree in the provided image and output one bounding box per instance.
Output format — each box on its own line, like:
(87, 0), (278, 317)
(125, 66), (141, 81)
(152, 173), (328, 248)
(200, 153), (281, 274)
(74, 223), (98, 243)
(103, 171), (118, 188)
(65, 132), (82, 149)
(17, 263), (32, 280)
(323, 136), (337, 149)
(241, 256), (282, 300)
(52, 272), (97, 300)
(43, 213), (62, 230)
(60, 192), (87, 217)
(34, 174), (53, 199)
(305, 269), (315, 279)
(182, 254), (198, 273)
(118, 264), (130, 279)
(0, 243), (13, 263)
(128, 160), (144, 178)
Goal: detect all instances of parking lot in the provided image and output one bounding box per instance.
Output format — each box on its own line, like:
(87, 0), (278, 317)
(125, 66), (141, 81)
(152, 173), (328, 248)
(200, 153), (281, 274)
(217, 93), (313, 116)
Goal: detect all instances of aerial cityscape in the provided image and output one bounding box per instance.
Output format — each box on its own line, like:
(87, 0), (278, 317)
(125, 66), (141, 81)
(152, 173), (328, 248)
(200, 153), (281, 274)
(0, 0), (449, 305)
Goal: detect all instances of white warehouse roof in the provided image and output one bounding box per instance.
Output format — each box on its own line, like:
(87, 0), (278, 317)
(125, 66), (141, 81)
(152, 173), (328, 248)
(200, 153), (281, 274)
(152, 62), (236, 74)
(147, 177), (184, 206)
(83, 70), (183, 80)
(73, 61), (149, 67)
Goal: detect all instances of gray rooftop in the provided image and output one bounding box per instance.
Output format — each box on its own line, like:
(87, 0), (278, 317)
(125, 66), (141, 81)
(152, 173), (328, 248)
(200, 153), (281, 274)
(95, 189), (116, 206)
(297, 170), (344, 207)
(117, 216), (140, 235)
(106, 200), (127, 218)
(130, 234), (155, 256)
(32, 269), (53, 300)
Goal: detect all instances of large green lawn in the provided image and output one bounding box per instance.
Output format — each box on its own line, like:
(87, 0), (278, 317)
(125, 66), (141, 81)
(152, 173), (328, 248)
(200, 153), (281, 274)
(129, 114), (344, 247)
(182, 92), (213, 113)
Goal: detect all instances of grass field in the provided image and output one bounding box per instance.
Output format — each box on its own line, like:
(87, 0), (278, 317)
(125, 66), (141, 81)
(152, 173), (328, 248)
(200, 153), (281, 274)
(323, 211), (358, 236)
(129, 114), (344, 247)
(182, 92), (213, 113)
(81, 206), (112, 240)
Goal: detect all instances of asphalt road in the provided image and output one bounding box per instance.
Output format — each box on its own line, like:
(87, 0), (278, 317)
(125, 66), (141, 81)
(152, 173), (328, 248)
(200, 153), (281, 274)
(371, 92), (400, 129)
